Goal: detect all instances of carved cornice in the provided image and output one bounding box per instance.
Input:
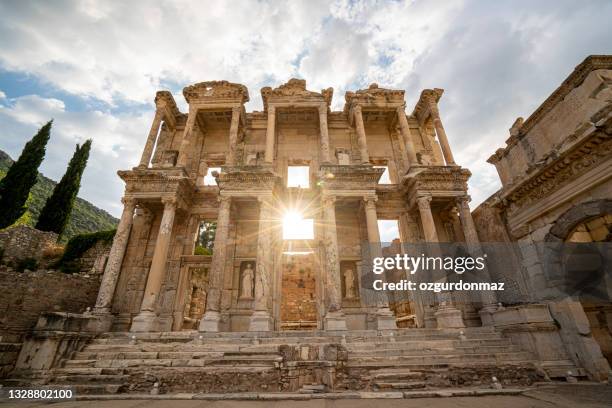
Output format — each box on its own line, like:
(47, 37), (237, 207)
(261, 78), (331, 111)
(183, 80), (249, 104)
(154, 91), (180, 129)
(119, 168), (194, 209)
(412, 88), (444, 124)
(318, 164), (384, 191)
(216, 165), (281, 192)
(402, 166), (471, 198)
(502, 132), (612, 216)
(344, 83), (406, 113)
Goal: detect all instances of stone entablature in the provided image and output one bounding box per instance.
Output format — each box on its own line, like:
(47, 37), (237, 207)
(183, 80), (250, 105)
(402, 166), (471, 205)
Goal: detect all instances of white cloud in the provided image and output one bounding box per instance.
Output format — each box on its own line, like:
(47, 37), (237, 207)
(0, 0), (611, 215)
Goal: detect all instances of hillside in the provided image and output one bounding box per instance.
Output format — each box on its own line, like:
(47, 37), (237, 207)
(0, 149), (118, 241)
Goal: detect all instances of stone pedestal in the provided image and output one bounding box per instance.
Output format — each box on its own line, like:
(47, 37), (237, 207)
(435, 304), (465, 328)
(130, 311), (158, 332)
(199, 310), (221, 332)
(375, 308), (397, 330)
(249, 311), (273, 331)
(479, 304), (498, 326)
(324, 311), (347, 331)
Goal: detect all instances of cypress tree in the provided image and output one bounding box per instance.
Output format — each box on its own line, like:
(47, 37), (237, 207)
(0, 120), (53, 229)
(36, 139), (92, 236)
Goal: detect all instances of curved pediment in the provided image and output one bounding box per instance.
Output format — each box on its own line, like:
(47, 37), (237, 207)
(261, 78), (332, 110)
(183, 80), (250, 104)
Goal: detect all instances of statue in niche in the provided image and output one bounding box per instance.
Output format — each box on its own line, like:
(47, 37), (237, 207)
(344, 268), (357, 299)
(240, 263), (255, 299)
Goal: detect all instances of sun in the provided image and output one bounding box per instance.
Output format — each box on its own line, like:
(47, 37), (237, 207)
(282, 210), (314, 240)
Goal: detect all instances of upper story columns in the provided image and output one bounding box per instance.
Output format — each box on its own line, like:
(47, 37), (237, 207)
(265, 105), (276, 164)
(139, 91), (179, 168)
(413, 88), (456, 166)
(353, 105), (369, 163)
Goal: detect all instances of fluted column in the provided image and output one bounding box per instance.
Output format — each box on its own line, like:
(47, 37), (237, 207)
(177, 108), (197, 167)
(319, 104), (331, 163)
(353, 105), (369, 163)
(249, 197), (274, 331)
(456, 195), (498, 324)
(417, 195), (438, 242)
(94, 197), (136, 314)
(199, 196), (231, 332)
(429, 104), (455, 165)
(131, 197), (177, 332)
(139, 109), (163, 168)
(322, 195), (347, 330)
(227, 106), (241, 165)
(264, 105), (276, 164)
(364, 197), (397, 329)
(396, 106), (418, 167)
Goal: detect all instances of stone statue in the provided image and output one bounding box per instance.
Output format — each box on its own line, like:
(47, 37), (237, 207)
(240, 263), (254, 299)
(344, 268), (357, 299)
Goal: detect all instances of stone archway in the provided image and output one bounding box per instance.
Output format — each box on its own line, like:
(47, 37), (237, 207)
(545, 199), (612, 365)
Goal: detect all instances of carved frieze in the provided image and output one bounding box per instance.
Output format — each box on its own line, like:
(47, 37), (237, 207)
(318, 164), (384, 191)
(402, 166), (471, 197)
(119, 168), (194, 207)
(216, 165), (281, 192)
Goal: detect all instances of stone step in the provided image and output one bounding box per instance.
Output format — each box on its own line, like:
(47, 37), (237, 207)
(52, 367), (126, 376)
(349, 345), (524, 357)
(371, 369), (427, 381)
(347, 338), (512, 350)
(347, 352), (533, 366)
(51, 374), (128, 385)
(74, 383), (123, 395)
(63, 355), (283, 369)
(373, 381), (427, 390)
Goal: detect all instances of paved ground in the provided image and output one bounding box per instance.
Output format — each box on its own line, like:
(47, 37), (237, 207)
(1, 384), (611, 408)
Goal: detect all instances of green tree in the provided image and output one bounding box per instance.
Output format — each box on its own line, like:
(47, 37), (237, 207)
(36, 139), (92, 236)
(0, 121), (52, 229)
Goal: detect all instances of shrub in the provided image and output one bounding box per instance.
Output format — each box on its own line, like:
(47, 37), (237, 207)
(17, 257), (38, 272)
(194, 245), (212, 256)
(56, 229), (115, 273)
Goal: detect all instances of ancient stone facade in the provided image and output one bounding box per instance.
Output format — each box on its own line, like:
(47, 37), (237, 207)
(92, 78), (485, 334)
(474, 55), (612, 380)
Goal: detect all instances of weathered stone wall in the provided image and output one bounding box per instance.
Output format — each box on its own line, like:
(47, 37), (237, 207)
(73, 240), (111, 274)
(0, 225), (58, 265)
(0, 266), (100, 342)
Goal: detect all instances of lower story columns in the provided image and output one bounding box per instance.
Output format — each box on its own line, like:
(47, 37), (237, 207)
(416, 195), (465, 329)
(364, 196), (397, 330)
(322, 195), (347, 330)
(131, 197), (177, 332)
(249, 197), (274, 331)
(199, 196), (231, 332)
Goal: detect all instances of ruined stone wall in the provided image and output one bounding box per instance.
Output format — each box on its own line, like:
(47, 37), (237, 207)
(0, 266), (100, 341)
(492, 67), (612, 187)
(72, 240), (111, 274)
(0, 225), (58, 265)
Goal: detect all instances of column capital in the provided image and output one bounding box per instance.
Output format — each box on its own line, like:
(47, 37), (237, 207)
(456, 195), (471, 206)
(121, 197), (137, 208)
(161, 196), (178, 208)
(322, 194), (336, 206)
(267, 104), (276, 114)
(416, 195), (433, 210)
(353, 104), (362, 114)
(231, 106), (241, 115)
(218, 195), (232, 205)
(363, 195), (378, 209)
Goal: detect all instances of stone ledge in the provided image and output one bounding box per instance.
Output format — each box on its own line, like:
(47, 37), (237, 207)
(74, 388), (528, 401)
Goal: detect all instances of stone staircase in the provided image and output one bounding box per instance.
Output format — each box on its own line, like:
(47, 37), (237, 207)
(4, 327), (563, 395)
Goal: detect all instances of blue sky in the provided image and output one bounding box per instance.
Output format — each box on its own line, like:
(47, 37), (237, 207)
(0, 0), (611, 235)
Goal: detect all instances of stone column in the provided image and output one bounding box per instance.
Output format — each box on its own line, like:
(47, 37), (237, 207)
(199, 196), (231, 332)
(264, 105), (276, 164)
(416, 195), (464, 328)
(250, 197), (274, 331)
(94, 197), (136, 315)
(429, 104), (455, 165)
(319, 104), (331, 164)
(456, 195), (498, 325)
(177, 108), (197, 167)
(227, 106), (241, 165)
(139, 109), (163, 168)
(353, 105), (369, 163)
(416, 195), (438, 243)
(364, 196), (397, 329)
(396, 106), (418, 167)
(322, 195), (347, 330)
(131, 197), (177, 332)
